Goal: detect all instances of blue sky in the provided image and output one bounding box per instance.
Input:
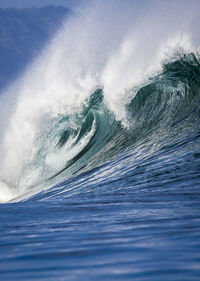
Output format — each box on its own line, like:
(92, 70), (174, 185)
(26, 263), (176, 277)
(0, 0), (82, 9)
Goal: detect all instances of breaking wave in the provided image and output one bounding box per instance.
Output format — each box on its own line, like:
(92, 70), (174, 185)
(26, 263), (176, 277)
(0, 0), (199, 202)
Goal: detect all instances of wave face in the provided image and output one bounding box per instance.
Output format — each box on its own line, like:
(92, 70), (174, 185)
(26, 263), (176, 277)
(0, 1), (200, 279)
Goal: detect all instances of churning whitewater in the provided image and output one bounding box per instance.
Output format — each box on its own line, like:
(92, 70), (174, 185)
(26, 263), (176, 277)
(0, 0), (199, 203)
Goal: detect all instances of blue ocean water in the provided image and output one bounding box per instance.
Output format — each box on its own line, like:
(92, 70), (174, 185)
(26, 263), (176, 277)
(0, 1), (200, 280)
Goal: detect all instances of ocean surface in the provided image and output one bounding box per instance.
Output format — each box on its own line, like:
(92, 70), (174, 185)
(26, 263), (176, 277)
(0, 1), (200, 280)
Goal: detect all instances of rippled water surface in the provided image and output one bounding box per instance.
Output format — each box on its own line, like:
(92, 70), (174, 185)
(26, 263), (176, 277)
(1, 137), (200, 280)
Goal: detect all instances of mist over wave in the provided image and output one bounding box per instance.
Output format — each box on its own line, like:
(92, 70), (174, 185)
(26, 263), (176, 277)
(0, 0), (199, 203)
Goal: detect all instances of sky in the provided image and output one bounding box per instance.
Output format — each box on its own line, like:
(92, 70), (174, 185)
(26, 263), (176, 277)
(0, 0), (82, 9)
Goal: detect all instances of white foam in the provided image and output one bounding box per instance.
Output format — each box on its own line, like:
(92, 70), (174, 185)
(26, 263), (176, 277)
(0, 181), (18, 203)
